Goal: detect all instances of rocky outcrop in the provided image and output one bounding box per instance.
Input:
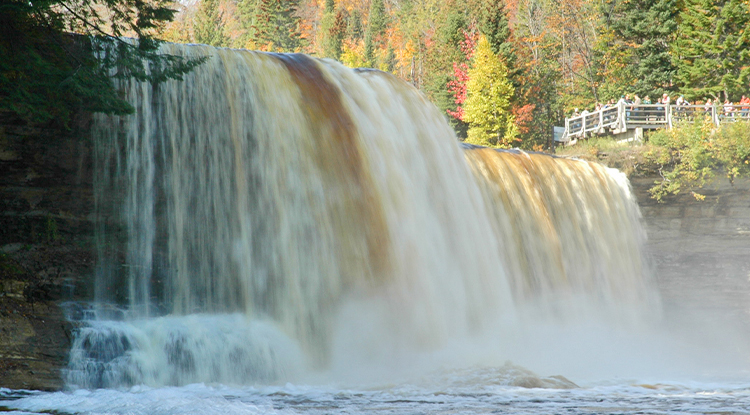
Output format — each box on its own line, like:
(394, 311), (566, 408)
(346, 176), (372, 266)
(630, 176), (750, 326)
(0, 112), (95, 390)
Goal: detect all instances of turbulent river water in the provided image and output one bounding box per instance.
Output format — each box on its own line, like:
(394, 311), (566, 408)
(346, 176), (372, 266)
(2, 45), (750, 414)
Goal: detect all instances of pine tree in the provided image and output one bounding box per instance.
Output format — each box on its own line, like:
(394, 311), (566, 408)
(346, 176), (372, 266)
(0, 0), (203, 125)
(236, 0), (260, 49)
(423, 5), (470, 137)
(475, 0), (513, 64)
(672, 0), (750, 101)
(194, 0), (227, 47)
(598, 0), (678, 98)
(364, 0), (388, 67)
(252, 0), (304, 52)
(463, 35), (518, 148)
(320, 0), (345, 59)
(348, 9), (364, 40)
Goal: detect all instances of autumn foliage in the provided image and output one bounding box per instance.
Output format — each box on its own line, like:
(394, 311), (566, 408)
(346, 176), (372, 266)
(158, 0), (750, 150)
(446, 29), (477, 122)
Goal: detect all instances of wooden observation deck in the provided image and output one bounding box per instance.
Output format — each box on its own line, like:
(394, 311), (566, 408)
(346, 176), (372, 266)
(559, 102), (750, 143)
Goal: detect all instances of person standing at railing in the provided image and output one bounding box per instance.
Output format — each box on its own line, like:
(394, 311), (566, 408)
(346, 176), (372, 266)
(674, 95), (687, 120)
(632, 94), (642, 122)
(740, 95), (749, 119)
(618, 95), (629, 122)
(656, 96), (664, 121)
(724, 99), (734, 119)
(704, 98), (713, 115)
(642, 96), (652, 121)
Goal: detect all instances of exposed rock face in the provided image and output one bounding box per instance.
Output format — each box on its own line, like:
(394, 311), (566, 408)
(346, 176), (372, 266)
(630, 176), (750, 330)
(0, 112), (95, 390)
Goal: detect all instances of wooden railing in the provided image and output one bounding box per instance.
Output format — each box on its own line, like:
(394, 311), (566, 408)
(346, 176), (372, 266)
(560, 102), (750, 142)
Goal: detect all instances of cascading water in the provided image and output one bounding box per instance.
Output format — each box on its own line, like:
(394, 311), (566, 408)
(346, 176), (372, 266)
(67, 44), (657, 389)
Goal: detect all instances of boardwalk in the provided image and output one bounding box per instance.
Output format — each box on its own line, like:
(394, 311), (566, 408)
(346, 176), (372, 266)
(559, 102), (750, 143)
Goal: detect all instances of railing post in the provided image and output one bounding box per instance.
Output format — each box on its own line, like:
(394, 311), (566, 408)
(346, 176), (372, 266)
(619, 101), (627, 132)
(667, 104), (673, 129)
(713, 104), (719, 126)
(581, 113), (586, 138)
(599, 110), (604, 133)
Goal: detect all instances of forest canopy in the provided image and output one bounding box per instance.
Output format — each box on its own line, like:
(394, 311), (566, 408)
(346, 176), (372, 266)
(158, 0), (750, 150)
(3, 0), (750, 149)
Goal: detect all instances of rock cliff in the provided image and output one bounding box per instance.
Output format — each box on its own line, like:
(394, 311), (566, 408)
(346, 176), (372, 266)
(0, 112), (95, 390)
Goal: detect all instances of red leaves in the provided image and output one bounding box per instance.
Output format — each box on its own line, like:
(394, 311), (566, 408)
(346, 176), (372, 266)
(447, 29), (478, 121)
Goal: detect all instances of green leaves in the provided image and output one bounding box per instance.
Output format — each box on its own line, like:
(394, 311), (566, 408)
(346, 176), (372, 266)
(647, 119), (750, 201)
(194, 0), (227, 47)
(0, 0), (204, 126)
(598, 0), (678, 98)
(672, 0), (750, 101)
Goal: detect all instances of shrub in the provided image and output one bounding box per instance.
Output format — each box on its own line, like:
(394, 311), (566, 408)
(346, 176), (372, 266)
(646, 119), (750, 201)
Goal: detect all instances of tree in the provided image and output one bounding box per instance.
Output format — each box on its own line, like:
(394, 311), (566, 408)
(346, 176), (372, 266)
(672, 0), (750, 101)
(348, 9), (364, 41)
(426, 6), (469, 136)
(194, 0), (227, 46)
(252, 0), (305, 52)
(507, 0), (564, 150)
(447, 29), (477, 122)
(0, 0), (203, 125)
(473, 0), (514, 64)
(364, 0), (388, 66)
(235, 0), (259, 48)
(598, 0), (678, 98)
(320, 0), (346, 59)
(463, 35), (518, 148)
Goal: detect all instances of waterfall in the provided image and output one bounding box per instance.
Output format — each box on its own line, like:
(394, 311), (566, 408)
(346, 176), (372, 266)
(68, 44), (658, 388)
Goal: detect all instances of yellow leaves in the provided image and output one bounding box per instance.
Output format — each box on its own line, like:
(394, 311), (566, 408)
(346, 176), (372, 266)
(340, 39), (366, 68)
(464, 35), (517, 148)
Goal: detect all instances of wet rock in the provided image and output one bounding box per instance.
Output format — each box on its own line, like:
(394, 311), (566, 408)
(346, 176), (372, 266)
(0, 111), (95, 391)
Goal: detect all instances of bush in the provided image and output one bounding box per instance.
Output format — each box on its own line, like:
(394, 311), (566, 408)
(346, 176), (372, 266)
(646, 119), (750, 201)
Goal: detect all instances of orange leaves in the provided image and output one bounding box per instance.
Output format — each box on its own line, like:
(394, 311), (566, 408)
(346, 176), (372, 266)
(513, 103), (535, 135)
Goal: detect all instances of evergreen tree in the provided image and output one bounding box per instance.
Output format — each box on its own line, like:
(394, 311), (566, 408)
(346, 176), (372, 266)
(599, 0), (678, 98)
(0, 0), (203, 125)
(364, 0), (388, 67)
(348, 9), (364, 41)
(236, 0), (260, 49)
(672, 0), (750, 101)
(463, 35), (517, 148)
(252, 0), (304, 52)
(368, 0), (388, 39)
(320, 0), (345, 59)
(194, 0), (227, 47)
(474, 0), (513, 64)
(424, 6), (469, 137)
